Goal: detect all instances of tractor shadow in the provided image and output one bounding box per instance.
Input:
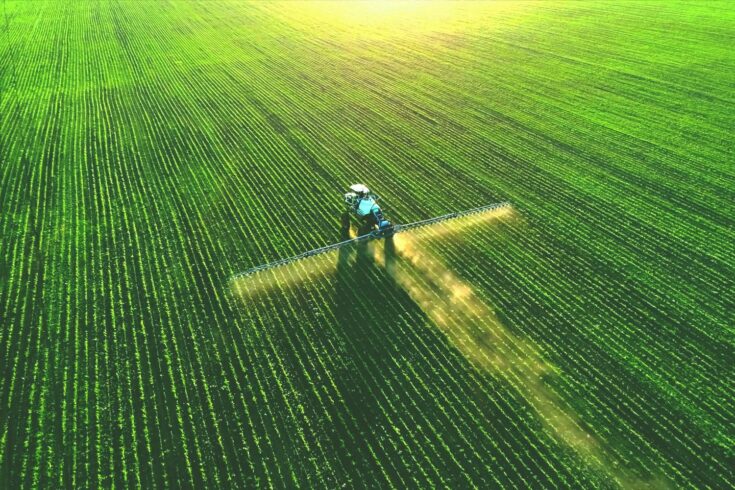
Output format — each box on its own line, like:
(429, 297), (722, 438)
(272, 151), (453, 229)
(327, 214), (480, 484)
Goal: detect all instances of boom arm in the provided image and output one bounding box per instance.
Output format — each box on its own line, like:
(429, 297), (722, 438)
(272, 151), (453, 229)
(231, 201), (510, 279)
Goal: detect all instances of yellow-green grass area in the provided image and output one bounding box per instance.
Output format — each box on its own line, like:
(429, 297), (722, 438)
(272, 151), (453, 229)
(1, 1), (733, 487)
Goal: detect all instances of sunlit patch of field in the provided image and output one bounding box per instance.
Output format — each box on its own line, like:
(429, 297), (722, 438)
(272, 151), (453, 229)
(265, 1), (534, 39)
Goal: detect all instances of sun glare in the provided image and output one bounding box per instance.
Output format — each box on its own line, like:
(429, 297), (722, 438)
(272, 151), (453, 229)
(266, 1), (529, 38)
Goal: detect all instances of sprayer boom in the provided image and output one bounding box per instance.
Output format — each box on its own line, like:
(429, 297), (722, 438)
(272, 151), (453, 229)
(232, 201), (510, 279)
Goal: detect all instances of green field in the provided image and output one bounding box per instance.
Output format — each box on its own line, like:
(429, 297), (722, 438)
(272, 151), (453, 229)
(1, 1), (733, 487)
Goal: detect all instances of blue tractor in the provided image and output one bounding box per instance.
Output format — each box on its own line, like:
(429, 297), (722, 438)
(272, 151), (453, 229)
(343, 184), (394, 237)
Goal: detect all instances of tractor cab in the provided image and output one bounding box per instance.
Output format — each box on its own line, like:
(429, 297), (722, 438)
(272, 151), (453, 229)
(344, 184), (393, 235)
